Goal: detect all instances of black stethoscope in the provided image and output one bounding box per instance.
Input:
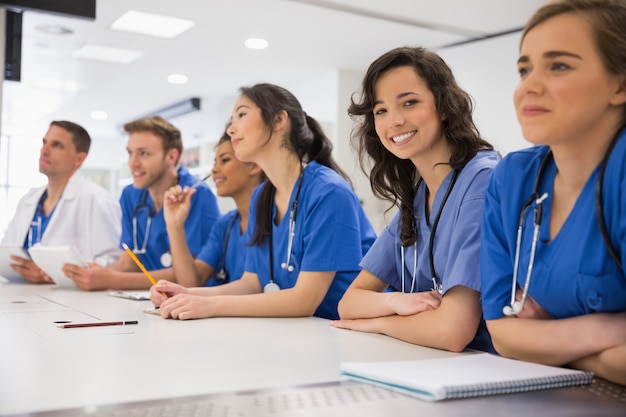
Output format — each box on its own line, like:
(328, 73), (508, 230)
(266, 169), (305, 293)
(215, 212), (239, 282)
(401, 170), (459, 294)
(503, 140), (623, 316)
(132, 190), (154, 255)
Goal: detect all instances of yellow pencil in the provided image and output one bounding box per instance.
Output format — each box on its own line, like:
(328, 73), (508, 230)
(122, 242), (168, 298)
(122, 243), (167, 298)
(122, 243), (157, 285)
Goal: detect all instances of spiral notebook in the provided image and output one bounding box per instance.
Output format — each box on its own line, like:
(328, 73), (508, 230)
(340, 353), (593, 401)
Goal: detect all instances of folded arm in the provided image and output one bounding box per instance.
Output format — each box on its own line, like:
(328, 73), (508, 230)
(486, 311), (626, 384)
(334, 285), (482, 352)
(338, 270), (442, 318)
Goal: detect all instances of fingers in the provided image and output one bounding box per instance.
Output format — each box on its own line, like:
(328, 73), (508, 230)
(150, 286), (167, 307)
(159, 295), (187, 320)
(165, 185), (196, 204)
(330, 320), (353, 330)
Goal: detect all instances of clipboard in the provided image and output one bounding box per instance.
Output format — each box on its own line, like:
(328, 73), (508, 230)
(28, 244), (88, 288)
(0, 244), (31, 281)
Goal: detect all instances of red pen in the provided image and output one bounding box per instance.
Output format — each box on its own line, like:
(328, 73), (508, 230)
(57, 320), (138, 329)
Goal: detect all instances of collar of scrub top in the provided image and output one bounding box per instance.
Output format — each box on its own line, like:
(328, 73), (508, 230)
(504, 132), (624, 316)
(266, 167), (305, 293)
(401, 169), (458, 295)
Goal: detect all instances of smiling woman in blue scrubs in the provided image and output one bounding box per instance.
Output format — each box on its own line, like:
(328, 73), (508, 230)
(480, 0), (626, 385)
(332, 46), (499, 353)
(162, 132), (264, 288)
(149, 83), (376, 320)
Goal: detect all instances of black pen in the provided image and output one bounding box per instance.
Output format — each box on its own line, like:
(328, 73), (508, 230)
(190, 172), (212, 189)
(57, 320), (138, 329)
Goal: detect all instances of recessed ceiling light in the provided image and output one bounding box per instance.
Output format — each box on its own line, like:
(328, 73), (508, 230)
(111, 10), (194, 39)
(245, 38), (269, 50)
(72, 44), (142, 64)
(168, 74), (188, 84)
(91, 111), (108, 120)
(36, 25), (73, 35)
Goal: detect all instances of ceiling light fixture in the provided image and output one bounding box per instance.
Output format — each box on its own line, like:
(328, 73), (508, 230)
(167, 74), (188, 84)
(72, 44), (142, 64)
(111, 10), (194, 39)
(245, 38), (269, 49)
(117, 97), (201, 133)
(36, 25), (73, 35)
(91, 110), (108, 120)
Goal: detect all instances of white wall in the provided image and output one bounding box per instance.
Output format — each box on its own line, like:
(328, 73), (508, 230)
(1, 30), (533, 238)
(439, 32), (529, 154)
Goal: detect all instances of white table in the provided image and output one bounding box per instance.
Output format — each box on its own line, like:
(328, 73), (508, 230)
(0, 282), (624, 417)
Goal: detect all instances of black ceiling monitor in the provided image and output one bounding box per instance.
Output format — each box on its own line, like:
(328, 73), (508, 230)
(4, 9), (21, 81)
(0, 0), (96, 19)
(0, 1), (96, 81)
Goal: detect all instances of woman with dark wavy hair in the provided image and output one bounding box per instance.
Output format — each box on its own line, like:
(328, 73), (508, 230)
(333, 46), (499, 353)
(150, 83), (376, 320)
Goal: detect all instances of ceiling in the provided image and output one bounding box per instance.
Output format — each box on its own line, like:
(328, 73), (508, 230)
(0, 0), (547, 150)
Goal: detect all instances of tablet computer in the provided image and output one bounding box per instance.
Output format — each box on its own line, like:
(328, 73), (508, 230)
(0, 244), (31, 281)
(28, 244), (88, 288)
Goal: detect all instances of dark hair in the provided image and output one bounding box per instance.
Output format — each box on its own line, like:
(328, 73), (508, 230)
(522, 0), (626, 124)
(348, 46), (493, 246)
(50, 120), (91, 153)
(241, 83), (349, 246)
(217, 129), (231, 146)
(123, 116), (183, 163)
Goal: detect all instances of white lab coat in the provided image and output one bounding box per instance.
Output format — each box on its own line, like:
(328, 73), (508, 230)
(1, 172), (121, 265)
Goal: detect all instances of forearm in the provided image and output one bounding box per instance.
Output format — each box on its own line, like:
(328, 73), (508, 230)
(109, 270), (162, 290)
(370, 298), (481, 352)
(188, 274), (261, 296)
(487, 313), (626, 366)
(569, 344), (626, 386)
(338, 270), (393, 319)
(167, 225), (202, 286)
(338, 287), (397, 319)
(209, 288), (320, 318)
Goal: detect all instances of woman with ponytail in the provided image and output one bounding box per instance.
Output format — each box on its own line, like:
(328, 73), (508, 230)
(332, 47), (499, 353)
(150, 83), (376, 320)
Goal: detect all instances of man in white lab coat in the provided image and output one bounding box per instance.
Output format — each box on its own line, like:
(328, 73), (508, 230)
(1, 120), (121, 283)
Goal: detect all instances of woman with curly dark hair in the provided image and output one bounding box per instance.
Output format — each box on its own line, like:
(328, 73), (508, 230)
(333, 46), (499, 353)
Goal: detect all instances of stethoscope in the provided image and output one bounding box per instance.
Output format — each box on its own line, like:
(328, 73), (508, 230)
(132, 174), (211, 266)
(132, 190), (154, 255)
(266, 169), (305, 293)
(401, 170), (459, 294)
(503, 139), (623, 316)
(215, 212), (239, 282)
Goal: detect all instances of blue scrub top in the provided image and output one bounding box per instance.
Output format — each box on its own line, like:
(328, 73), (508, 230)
(244, 162), (376, 320)
(23, 190), (56, 249)
(481, 129), (626, 321)
(119, 166), (220, 271)
(196, 209), (247, 287)
(360, 150), (500, 352)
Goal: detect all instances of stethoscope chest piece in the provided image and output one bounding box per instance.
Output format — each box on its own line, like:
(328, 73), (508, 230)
(264, 282), (281, 293)
(160, 252), (172, 268)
